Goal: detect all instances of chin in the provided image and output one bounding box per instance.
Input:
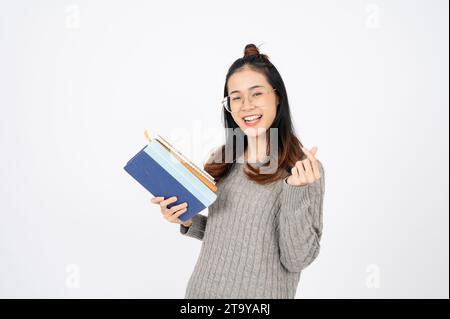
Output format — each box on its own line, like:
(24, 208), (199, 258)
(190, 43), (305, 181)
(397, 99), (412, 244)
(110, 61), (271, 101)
(241, 125), (267, 137)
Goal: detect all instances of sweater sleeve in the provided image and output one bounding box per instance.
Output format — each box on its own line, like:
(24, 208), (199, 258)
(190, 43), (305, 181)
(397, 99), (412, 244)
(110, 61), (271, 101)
(179, 213), (208, 241)
(277, 160), (325, 273)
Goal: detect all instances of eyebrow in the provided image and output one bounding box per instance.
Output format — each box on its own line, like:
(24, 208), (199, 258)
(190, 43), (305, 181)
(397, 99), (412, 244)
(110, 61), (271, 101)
(229, 85), (264, 95)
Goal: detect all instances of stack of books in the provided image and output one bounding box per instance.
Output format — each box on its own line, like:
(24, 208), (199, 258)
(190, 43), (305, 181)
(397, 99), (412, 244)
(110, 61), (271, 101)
(124, 131), (217, 222)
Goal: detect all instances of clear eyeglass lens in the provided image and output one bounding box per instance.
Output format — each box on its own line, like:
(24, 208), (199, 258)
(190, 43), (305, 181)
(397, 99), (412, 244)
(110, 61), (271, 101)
(224, 87), (271, 113)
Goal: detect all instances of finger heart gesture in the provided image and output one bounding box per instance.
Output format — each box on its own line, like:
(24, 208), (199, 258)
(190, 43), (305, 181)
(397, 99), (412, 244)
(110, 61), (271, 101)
(286, 146), (321, 187)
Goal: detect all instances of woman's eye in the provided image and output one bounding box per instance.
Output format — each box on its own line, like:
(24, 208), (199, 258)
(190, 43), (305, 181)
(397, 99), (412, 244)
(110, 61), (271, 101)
(253, 93), (262, 97)
(232, 97), (241, 101)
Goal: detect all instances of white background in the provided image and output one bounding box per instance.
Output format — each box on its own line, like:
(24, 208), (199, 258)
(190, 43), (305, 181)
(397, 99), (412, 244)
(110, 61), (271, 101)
(0, 0), (448, 298)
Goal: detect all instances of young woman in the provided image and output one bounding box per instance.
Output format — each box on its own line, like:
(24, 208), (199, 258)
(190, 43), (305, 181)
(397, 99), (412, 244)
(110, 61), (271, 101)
(150, 44), (325, 299)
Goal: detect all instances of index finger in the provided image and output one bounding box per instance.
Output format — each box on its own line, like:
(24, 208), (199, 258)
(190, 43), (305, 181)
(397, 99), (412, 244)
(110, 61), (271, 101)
(160, 196), (178, 208)
(302, 147), (318, 162)
(150, 196), (164, 204)
(302, 147), (320, 178)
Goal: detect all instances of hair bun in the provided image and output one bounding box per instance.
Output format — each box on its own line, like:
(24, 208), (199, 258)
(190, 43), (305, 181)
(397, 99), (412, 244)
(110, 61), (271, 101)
(243, 43), (270, 60)
(244, 44), (260, 56)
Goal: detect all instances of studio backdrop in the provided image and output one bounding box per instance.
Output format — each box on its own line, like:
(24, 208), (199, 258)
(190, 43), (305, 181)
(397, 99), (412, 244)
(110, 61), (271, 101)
(0, 0), (448, 298)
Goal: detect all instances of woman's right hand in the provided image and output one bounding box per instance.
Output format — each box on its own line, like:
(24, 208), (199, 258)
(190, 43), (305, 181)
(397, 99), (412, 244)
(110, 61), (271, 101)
(150, 196), (193, 227)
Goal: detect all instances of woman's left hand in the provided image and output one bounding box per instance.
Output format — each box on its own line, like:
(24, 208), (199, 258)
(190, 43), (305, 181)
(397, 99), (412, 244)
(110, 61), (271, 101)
(286, 146), (321, 187)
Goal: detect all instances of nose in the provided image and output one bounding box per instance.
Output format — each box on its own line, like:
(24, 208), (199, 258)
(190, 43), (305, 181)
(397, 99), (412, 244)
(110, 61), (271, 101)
(240, 97), (256, 112)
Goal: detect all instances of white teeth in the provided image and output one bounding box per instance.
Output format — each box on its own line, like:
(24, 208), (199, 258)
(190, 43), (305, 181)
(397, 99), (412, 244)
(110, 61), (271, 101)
(243, 115), (262, 121)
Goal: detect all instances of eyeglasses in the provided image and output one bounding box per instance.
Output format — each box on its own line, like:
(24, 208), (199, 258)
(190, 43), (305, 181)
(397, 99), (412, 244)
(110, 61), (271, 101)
(222, 87), (277, 113)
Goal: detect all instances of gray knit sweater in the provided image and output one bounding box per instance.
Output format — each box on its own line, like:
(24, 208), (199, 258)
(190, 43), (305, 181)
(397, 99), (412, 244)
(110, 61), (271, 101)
(179, 159), (325, 299)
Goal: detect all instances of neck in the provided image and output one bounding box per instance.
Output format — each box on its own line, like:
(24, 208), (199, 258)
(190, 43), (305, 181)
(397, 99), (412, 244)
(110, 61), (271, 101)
(245, 135), (269, 163)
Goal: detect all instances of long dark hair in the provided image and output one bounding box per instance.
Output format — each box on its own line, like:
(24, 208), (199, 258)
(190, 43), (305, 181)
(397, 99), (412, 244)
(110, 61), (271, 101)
(204, 43), (306, 185)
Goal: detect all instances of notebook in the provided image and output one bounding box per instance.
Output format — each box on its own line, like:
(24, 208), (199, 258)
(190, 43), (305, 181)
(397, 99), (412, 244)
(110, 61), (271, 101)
(123, 131), (217, 222)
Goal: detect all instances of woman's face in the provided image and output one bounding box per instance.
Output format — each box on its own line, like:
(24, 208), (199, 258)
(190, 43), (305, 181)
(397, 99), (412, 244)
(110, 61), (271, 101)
(227, 67), (279, 137)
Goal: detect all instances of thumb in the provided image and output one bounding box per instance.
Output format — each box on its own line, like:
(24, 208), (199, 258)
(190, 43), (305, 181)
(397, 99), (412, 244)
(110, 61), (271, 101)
(310, 146), (318, 156)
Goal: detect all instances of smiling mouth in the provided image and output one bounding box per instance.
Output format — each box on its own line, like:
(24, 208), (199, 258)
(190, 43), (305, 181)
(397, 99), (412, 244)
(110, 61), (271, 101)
(242, 114), (263, 123)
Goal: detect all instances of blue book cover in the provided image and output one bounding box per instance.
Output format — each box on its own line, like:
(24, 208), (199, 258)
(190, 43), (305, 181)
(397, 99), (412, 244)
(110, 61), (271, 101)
(124, 138), (217, 222)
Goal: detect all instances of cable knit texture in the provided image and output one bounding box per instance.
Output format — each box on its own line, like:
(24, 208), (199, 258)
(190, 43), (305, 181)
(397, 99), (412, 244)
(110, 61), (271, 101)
(179, 159), (325, 299)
